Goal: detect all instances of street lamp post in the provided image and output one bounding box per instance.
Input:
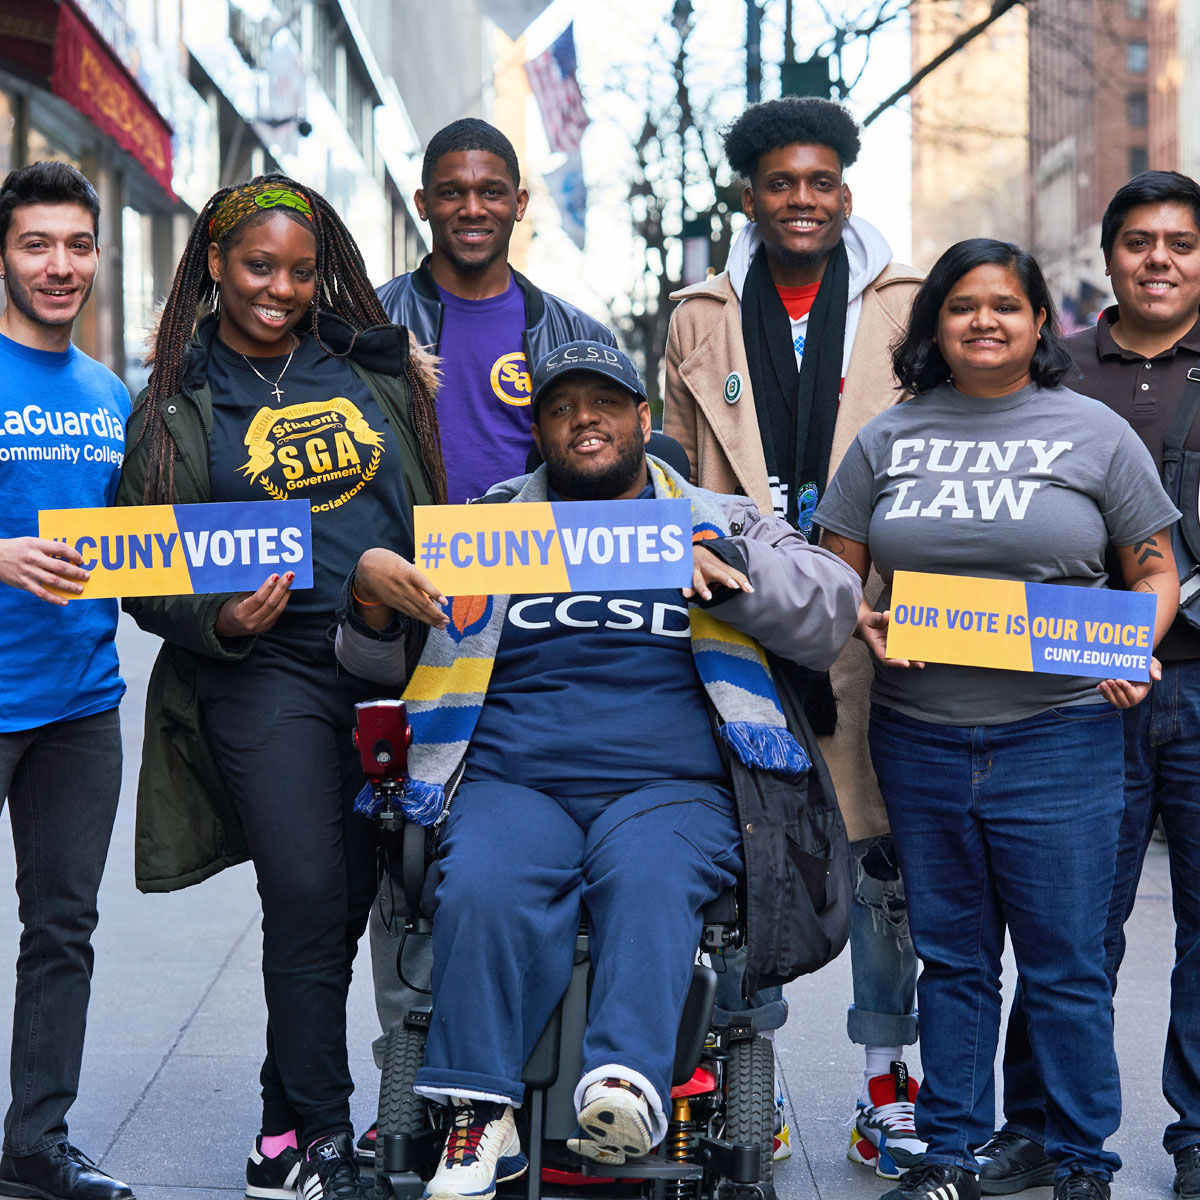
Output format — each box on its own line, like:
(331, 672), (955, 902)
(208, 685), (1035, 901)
(747, 0), (761, 103)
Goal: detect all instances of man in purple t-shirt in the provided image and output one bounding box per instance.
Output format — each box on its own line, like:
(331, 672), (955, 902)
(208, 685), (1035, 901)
(378, 118), (616, 503)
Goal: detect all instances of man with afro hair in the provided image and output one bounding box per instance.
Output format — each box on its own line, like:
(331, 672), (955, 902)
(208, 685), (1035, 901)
(663, 95), (927, 1187)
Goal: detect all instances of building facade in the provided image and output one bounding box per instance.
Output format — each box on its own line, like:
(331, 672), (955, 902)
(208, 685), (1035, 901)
(1027, 0), (1176, 326)
(0, 0), (495, 389)
(909, 0), (1030, 272)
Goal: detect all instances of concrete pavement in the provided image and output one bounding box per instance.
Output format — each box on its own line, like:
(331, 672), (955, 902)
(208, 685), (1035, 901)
(0, 615), (1180, 1199)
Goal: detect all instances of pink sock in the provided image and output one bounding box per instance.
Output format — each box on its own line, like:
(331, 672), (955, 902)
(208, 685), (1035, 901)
(260, 1131), (298, 1158)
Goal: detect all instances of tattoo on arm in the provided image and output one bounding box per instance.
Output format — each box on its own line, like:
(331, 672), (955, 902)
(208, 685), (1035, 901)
(1135, 537), (1164, 566)
(822, 532), (848, 555)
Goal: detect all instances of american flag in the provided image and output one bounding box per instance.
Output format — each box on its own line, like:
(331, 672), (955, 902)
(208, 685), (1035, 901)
(524, 24), (590, 155)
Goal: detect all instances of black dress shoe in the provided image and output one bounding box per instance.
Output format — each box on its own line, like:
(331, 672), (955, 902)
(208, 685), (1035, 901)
(0, 1143), (134, 1200)
(1176, 1143), (1200, 1199)
(976, 1130), (1055, 1195)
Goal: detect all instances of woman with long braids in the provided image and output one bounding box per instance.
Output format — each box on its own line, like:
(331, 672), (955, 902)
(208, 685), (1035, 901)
(117, 175), (445, 1200)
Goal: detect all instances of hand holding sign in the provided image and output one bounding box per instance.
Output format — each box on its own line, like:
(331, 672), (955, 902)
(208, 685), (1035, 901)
(0, 537), (91, 605)
(215, 572), (294, 638)
(682, 545), (753, 602)
(858, 608), (925, 670)
(355, 548), (448, 630)
(1097, 656), (1161, 709)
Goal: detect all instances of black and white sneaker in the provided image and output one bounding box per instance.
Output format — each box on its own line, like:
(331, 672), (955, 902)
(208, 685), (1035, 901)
(880, 1161), (981, 1200)
(296, 1133), (367, 1200)
(246, 1135), (303, 1200)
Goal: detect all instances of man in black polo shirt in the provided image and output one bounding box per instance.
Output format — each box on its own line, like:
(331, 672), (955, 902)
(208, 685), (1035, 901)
(979, 171), (1200, 1199)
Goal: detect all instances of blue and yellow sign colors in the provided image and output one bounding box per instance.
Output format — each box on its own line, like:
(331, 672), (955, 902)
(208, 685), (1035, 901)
(38, 500), (313, 599)
(414, 499), (693, 596)
(885, 571), (1158, 682)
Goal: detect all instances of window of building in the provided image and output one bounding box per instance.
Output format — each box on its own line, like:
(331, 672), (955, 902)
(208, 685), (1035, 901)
(1127, 92), (1148, 127)
(1130, 147), (1149, 177)
(0, 90), (14, 181)
(1128, 0), (1147, 16)
(1128, 40), (1148, 72)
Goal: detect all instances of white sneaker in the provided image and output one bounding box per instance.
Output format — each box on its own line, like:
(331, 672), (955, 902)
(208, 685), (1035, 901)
(568, 1079), (654, 1165)
(423, 1100), (527, 1200)
(773, 1073), (791, 1162)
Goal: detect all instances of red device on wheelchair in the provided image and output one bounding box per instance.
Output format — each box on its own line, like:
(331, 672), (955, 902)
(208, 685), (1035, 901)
(353, 699), (411, 833)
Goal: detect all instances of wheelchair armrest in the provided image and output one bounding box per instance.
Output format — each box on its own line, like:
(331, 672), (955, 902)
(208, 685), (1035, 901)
(402, 820), (431, 922)
(700, 887), (741, 952)
(700, 888), (738, 926)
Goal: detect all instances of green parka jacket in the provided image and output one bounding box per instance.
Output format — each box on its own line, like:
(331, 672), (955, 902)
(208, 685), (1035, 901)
(117, 312), (439, 892)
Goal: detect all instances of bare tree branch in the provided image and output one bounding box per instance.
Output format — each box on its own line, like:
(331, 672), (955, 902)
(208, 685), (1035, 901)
(863, 0), (1025, 126)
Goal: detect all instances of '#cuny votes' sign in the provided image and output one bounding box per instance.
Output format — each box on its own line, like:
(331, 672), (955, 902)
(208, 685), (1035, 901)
(414, 499), (694, 596)
(38, 500), (313, 598)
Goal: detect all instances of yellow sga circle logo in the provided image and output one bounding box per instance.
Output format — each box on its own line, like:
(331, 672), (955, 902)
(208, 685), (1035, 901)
(490, 351), (531, 407)
(239, 397), (385, 513)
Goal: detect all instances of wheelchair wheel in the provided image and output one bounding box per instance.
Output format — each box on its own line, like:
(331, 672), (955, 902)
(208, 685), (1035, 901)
(377, 1024), (438, 1195)
(722, 1035), (775, 1200)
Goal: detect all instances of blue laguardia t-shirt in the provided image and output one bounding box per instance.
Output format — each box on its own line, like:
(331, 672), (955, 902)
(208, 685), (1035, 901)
(436, 277), (533, 503)
(464, 584), (728, 797)
(0, 333), (131, 732)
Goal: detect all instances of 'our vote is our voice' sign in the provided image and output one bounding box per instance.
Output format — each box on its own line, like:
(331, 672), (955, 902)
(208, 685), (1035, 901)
(38, 500), (314, 599)
(885, 571), (1158, 681)
(414, 498), (694, 596)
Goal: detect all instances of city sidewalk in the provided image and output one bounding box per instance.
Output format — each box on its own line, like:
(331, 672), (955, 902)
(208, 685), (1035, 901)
(0, 618), (1179, 1200)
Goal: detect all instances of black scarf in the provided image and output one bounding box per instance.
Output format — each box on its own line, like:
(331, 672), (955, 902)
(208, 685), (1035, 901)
(741, 240), (849, 736)
(740, 239), (849, 536)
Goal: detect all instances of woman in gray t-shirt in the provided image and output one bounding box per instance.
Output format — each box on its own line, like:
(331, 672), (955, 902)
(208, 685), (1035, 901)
(814, 239), (1180, 1200)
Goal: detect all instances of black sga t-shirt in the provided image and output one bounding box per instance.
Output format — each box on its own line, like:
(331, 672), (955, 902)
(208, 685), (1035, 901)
(207, 334), (412, 635)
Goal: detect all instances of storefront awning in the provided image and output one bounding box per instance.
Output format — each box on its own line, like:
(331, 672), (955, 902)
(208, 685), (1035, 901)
(0, 0), (174, 198)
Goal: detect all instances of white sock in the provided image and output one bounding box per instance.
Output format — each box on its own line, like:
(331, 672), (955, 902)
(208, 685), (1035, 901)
(860, 1046), (903, 1106)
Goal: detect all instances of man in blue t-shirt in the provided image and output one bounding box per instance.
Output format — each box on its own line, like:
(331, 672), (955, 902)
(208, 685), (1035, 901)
(0, 162), (133, 1200)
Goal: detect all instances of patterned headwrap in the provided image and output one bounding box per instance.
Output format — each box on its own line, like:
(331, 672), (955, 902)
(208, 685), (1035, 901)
(208, 181), (314, 243)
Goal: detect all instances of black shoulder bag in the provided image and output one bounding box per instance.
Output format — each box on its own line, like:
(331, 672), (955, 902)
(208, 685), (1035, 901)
(1162, 366), (1200, 630)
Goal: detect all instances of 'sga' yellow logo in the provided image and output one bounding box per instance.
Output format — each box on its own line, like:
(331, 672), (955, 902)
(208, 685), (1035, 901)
(490, 351), (531, 407)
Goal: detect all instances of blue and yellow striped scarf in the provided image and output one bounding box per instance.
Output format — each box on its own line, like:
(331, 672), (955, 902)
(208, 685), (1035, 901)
(396, 458), (810, 825)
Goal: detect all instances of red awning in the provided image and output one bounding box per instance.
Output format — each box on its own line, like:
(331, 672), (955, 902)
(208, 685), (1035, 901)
(0, 0), (174, 198)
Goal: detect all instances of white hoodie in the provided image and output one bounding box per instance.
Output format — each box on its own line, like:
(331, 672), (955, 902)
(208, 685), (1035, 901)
(725, 213), (895, 380)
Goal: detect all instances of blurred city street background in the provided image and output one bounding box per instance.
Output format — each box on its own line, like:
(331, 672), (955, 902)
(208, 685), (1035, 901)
(0, 0), (1190, 1195)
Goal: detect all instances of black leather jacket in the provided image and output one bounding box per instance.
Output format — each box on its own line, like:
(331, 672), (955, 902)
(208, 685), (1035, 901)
(376, 257), (616, 367)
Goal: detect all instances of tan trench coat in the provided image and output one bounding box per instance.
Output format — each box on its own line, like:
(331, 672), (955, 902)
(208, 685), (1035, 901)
(662, 262), (923, 841)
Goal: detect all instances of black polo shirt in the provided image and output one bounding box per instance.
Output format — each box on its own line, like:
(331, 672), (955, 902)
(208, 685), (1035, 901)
(1066, 306), (1200, 660)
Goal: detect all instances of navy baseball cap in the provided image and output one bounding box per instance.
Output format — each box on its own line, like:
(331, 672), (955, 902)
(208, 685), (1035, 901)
(530, 340), (648, 414)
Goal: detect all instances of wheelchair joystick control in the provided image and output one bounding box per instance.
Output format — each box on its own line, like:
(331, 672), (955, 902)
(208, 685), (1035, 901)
(353, 699), (412, 832)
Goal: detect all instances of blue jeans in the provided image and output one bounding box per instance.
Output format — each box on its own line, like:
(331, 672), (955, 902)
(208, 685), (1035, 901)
(417, 779), (742, 1130)
(1002, 658), (1200, 1155)
(847, 834), (918, 1047)
(869, 702), (1123, 1180)
(0, 708), (122, 1156)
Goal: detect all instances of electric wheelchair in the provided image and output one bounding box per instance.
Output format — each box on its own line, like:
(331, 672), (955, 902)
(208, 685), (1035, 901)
(353, 703), (776, 1200)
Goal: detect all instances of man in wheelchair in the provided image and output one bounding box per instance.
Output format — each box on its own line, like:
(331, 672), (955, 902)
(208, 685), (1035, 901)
(335, 341), (862, 1200)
